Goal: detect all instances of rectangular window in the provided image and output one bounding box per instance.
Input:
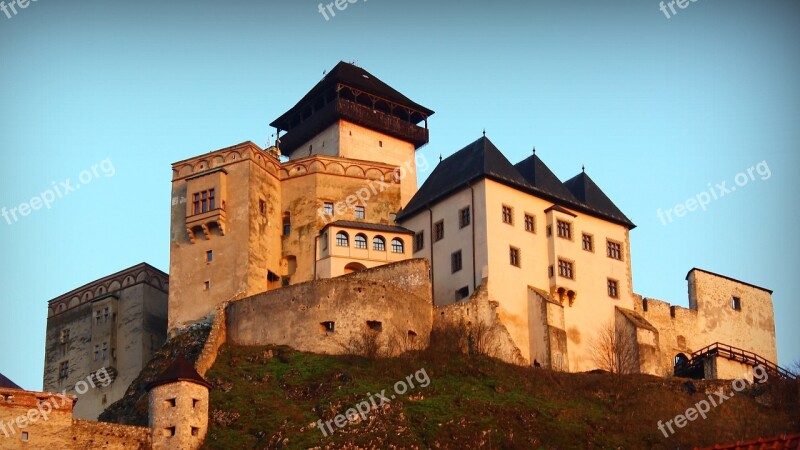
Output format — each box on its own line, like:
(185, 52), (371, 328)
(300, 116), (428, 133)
(60, 329), (70, 344)
(524, 214), (535, 233)
(191, 427), (200, 437)
(558, 259), (574, 279)
(509, 246), (520, 267)
(259, 199), (267, 216)
(608, 279), (619, 298)
(59, 361), (68, 380)
(414, 232), (424, 252)
(164, 427), (176, 437)
(354, 205), (365, 219)
(166, 398), (176, 408)
(732, 296), (741, 311)
(104, 307), (109, 323)
(203, 280), (210, 290)
(366, 321), (383, 332)
(548, 265), (554, 277)
(320, 321), (335, 333)
(582, 234), (594, 252)
(95, 310), (102, 325)
(94, 345), (99, 362)
(434, 220), (444, 242)
(556, 220), (572, 239)
(282, 212), (291, 236)
(502, 205), (513, 224)
(21, 432), (28, 441)
(102, 342), (108, 360)
(455, 286), (469, 301)
(323, 202), (334, 217)
(459, 207), (471, 228)
(451, 250), (463, 273)
(206, 250), (213, 262)
(192, 189), (216, 214)
(607, 240), (623, 260)
(546, 225), (552, 237)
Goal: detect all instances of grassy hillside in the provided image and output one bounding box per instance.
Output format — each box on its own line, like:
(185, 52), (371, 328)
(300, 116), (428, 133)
(201, 344), (799, 449)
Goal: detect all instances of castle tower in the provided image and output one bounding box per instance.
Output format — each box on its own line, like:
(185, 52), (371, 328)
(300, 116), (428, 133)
(270, 62), (434, 284)
(147, 356), (211, 450)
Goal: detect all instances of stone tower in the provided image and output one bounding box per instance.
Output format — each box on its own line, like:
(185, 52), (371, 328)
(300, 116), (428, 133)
(147, 356), (211, 450)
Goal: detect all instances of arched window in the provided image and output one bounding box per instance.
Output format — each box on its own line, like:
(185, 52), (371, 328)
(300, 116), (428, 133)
(354, 233), (367, 249)
(336, 231), (349, 247)
(373, 236), (386, 251)
(391, 238), (404, 254)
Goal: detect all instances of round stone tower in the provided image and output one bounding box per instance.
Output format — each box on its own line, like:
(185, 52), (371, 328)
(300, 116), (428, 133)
(147, 355), (211, 450)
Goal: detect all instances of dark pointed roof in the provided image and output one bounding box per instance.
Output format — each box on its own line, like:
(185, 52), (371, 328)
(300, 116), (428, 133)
(0, 373), (22, 390)
(270, 61), (434, 130)
(397, 136), (531, 221)
(514, 154), (581, 205)
(397, 137), (636, 229)
(563, 172), (635, 228)
(147, 356), (211, 391)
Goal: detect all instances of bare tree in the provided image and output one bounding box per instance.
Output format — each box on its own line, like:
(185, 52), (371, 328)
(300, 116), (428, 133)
(591, 320), (638, 376)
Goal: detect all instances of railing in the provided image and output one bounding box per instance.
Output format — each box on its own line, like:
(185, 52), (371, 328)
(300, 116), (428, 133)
(678, 342), (796, 380)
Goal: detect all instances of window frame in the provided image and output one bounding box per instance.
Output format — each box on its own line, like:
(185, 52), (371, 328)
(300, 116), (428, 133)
(451, 250), (463, 273)
(391, 238), (405, 254)
(336, 231), (349, 247)
(509, 246), (521, 267)
(524, 214), (535, 233)
(354, 205), (365, 220)
(459, 207), (471, 229)
(413, 231), (424, 252)
(502, 205), (514, 225)
(582, 233), (594, 252)
(607, 279), (619, 298)
(373, 235), (386, 251)
(434, 220), (444, 242)
(556, 220), (572, 240)
(606, 239), (623, 261)
(354, 233), (368, 249)
(558, 259), (574, 279)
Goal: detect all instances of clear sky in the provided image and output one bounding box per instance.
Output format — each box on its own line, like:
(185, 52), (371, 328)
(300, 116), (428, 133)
(0, 0), (798, 390)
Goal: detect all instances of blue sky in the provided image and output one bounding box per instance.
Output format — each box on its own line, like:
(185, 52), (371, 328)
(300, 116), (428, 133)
(1, 0), (798, 390)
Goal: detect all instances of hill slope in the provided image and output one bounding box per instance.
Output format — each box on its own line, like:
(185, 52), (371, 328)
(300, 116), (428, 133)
(201, 344), (799, 449)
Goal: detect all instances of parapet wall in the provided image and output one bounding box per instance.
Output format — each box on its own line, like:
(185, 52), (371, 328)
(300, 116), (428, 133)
(71, 419), (150, 449)
(226, 259), (433, 355)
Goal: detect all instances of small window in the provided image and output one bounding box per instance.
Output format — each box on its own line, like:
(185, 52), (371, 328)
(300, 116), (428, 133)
(321, 232), (328, 251)
(546, 225), (552, 237)
(414, 231), (424, 252)
(94, 345), (99, 362)
(95, 310), (102, 325)
(282, 212), (291, 236)
(378, 140), (383, 148)
(556, 220), (572, 239)
(104, 306), (110, 322)
(192, 398), (200, 408)
(524, 214), (535, 233)
(373, 236), (386, 251)
(502, 205), (513, 224)
(354, 233), (367, 249)
(60, 329), (70, 344)
(582, 234), (594, 252)
(558, 259), (574, 279)
(354, 206), (365, 219)
(451, 250), (463, 273)
(509, 246), (520, 267)
(191, 427), (200, 437)
(166, 398), (176, 408)
(59, 361), (68, 380)
(608, 279), (619, 298)
(459, 207), (471, 228)
(732, 296), (741, 311)
(455, 286), (469, 300)
(320, 321), (335, 333)
(259, 199), (267, 216)
(203, 280), (211, 290)
(607, 240), (623, 260)
(323, 202), (334, 217)
(434, 220), (444, 242)
(164, 427), (176, 437)
(21, 432), (28, 441)
(206, 250), (213, 262)
(548, 265), (554, 277)
(366, 321), (382, 332)
(391, 238), (404, 254)
(336, 231), (349, 247)
(102, 342), (108, 360)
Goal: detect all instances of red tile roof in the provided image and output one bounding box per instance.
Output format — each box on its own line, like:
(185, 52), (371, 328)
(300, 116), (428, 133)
(694, 433), (800, 450)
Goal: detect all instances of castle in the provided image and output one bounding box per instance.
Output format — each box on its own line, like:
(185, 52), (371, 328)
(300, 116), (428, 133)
(11, 61), (785, 448)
